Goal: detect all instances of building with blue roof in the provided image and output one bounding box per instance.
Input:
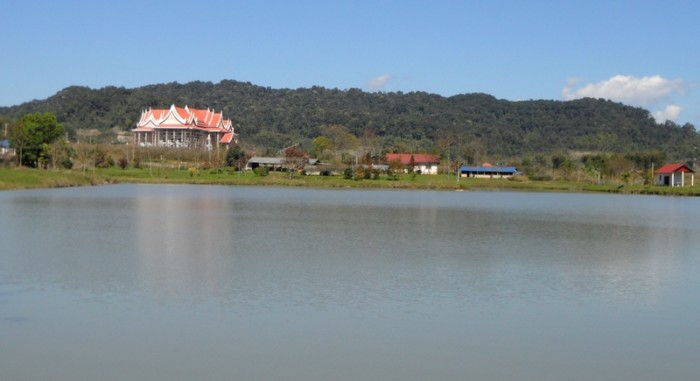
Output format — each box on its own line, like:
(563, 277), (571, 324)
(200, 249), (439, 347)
(1, 139), (16, 157)
(460, 164), (518, 178)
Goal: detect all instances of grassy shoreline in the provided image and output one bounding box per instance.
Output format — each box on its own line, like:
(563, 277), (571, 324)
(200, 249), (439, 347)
(2, 167), (700, 196)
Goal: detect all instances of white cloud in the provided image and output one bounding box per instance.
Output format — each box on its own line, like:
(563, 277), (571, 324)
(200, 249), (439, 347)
(652, 104), (682, 123)
(562, 75), (684, 107)
(564, 76), (582, 90)
(366, 74), (392, 90)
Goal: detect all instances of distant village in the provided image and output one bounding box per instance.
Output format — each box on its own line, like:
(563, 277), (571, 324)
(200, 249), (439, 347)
(131, 104), (522, 179)
(1, 104), (696, 188)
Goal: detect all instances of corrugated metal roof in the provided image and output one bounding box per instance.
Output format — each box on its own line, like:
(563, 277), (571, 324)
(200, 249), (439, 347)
(460, 166), (517, 174)
(247, 157), (321, 165)
(247, 157), (284, 165)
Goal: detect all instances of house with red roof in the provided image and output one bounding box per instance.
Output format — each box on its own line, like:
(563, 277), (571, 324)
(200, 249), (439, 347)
(654, 163), (694, 187)
(133, 104), (238, 150)
(386, 153), (440, 174)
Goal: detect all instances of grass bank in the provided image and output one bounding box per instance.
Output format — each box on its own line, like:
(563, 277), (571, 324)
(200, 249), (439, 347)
(0, 168), (107, 190)
(3, 167), (700, 196)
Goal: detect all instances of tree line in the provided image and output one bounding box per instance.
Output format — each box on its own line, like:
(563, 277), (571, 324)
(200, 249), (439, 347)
(1, 80), (698, 159)
(0, 111), (686, 186)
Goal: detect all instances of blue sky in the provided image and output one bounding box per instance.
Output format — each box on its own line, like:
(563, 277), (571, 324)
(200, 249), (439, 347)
(1, 0), (698, 125)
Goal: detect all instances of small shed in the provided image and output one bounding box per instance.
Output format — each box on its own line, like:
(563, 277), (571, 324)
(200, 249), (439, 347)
(245, 157), (285, 171)
(655, 163), (694, 187)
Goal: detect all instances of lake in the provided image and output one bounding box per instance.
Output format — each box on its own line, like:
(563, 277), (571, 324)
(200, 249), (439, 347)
(1, 184), (699, 380)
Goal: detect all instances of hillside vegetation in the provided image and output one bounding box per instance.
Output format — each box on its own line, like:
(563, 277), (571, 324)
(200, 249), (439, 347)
(1, 80), (697, 158)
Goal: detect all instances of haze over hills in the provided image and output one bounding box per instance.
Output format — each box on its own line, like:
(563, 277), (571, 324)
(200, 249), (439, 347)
(1, 80), (697, 158)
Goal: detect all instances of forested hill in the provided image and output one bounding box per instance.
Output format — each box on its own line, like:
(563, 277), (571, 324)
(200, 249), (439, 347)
(1, 80), (697, 157)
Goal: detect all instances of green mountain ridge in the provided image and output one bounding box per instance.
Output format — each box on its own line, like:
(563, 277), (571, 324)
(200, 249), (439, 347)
(1, 80), (697, 158)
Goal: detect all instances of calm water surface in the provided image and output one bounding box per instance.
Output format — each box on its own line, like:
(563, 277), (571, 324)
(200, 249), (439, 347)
(1, 184), (699, 380)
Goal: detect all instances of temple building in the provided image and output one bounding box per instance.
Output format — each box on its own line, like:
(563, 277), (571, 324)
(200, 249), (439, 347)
(133, 105), (238, 150)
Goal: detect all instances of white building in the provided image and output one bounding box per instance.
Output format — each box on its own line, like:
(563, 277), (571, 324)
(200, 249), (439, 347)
(654, 163), (694, 187)
(385, 153), (440, 174)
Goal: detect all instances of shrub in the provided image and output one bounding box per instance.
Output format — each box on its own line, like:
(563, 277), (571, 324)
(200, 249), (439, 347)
(93, 149), (114, 168)
(353, 167), (365, 180)
(60, 158), (73, 169)
(117, 156), (128, 169)
(343, 167), (353, 180)
(188, 167), (199, 177)
(253, 166), (269, 176)
(225, 145), (245, 168)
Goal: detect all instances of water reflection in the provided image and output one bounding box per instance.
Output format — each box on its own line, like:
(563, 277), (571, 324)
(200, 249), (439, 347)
(133, 190), (235, 298)
(0, 185), (696, 307)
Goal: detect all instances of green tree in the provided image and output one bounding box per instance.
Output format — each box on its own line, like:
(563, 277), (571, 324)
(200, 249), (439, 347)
(10, 113), (64, 167)
(311, 136), (333, 156)
(225, 145), (246, 169)
(343, 167), (354, 179)
(8, 121), (30, 166)
(320, 124), (357, 151)
(48, 139), (76, 169)
(582, 154), (609, 183)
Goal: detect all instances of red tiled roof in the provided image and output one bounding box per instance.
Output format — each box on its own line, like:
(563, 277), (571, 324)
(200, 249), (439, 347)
(655, 163), (694, 174)
(174, 107), (189, 119)
(135, 105), (234, 132)
(151, 109), (165, 119)
(219, 132), (234, 143)
(192, 109), (208, 121)
(386, 153), (440, 165)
